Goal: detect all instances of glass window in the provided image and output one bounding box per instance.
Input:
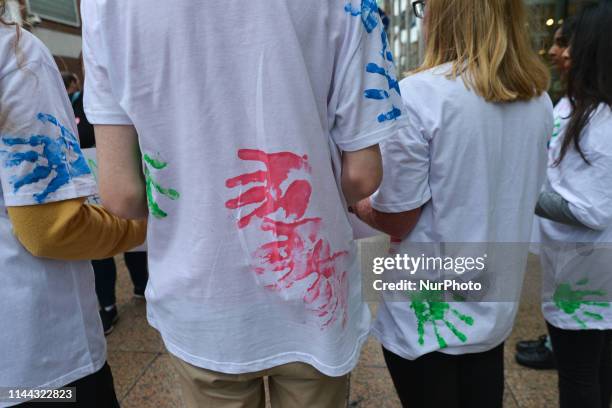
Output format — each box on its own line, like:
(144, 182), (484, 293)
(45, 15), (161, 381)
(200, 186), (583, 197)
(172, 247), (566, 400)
(26, 0), (80, 27)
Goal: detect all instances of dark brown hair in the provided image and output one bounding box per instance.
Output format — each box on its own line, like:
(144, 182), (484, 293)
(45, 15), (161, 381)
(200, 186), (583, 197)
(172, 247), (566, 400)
(556, 3), (612, 165)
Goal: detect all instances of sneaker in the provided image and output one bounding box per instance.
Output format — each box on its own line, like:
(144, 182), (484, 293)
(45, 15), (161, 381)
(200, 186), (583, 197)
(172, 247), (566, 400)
(516, 334), (548, 352)
(133, 287), (146, 299)
(515, 336), (555, 370)
(99, 306), (119, 335)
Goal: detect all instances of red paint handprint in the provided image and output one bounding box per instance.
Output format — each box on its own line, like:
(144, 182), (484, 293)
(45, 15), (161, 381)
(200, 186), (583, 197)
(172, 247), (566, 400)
(225, 149), (350, 329)
(225, 149), (312, 228)
(254, 217), (349, 328)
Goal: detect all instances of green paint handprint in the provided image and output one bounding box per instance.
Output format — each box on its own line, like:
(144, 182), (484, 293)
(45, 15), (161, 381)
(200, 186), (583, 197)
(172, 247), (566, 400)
(553, 279), (610, 329)
(87, 158), (98, 181)
(552, 117), (562, 140)
(143, 154), (180, 219)
(410, 290), (474, 349)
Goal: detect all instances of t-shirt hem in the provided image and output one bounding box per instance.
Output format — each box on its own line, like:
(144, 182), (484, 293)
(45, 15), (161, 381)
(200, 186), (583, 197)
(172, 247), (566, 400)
(371, 326), (508, 360)
(0, 358), (106, 407)
(544, 315), (612, 331)
(336, 122), (406, 152)
(3, 183), (98, 207)
(83, 108), (133, 126)
(371, 191), (431, 213)
(149, 317), (369, 377)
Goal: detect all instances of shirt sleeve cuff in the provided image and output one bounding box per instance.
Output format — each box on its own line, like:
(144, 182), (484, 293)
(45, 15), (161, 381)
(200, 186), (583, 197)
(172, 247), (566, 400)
(335, 122), (407, 152)
(3, 182), (98, 207)
(371, 190), (431, 213)
(84, 108), (133, 126)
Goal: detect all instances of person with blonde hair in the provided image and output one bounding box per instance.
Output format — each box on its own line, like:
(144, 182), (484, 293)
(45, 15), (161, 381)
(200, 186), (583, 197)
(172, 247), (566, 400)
(354, 0), (552, 406)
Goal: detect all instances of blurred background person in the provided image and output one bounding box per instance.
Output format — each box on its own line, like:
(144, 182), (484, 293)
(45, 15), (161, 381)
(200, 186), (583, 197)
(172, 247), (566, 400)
(548, 18), (576, 78)
(515, 16), (577, 371)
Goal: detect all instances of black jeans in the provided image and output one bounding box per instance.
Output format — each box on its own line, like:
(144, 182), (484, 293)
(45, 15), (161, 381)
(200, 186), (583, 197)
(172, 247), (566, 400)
(93, 251), (148, 308)
(18, 362), (119, 407)
(547, 322), (612, 408)
(382, 343), (505, 408)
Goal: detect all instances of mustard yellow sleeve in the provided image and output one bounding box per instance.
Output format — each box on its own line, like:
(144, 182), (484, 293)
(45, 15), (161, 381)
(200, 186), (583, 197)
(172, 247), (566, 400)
(7, 197), (146, 261)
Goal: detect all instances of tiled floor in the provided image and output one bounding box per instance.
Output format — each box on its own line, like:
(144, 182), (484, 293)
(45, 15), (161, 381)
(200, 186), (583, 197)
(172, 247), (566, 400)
(108, 240), (557, 407)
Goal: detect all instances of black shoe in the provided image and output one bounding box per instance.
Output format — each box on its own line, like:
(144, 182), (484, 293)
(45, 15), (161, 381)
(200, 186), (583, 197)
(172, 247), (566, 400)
(99, 306), (119, 335)
(516, 334), (548, 352)
(515, 339), (555, 370)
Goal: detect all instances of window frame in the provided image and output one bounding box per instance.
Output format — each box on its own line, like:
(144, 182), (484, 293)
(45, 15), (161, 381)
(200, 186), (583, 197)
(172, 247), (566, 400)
(25, 0), (81, 28)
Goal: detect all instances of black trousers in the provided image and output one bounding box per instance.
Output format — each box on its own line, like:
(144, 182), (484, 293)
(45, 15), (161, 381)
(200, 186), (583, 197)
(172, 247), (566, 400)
(547, 322), (612, 408)
(93, 251), (148, 308)
(382, 343), (505, 408)
(18, 362), (119, 407)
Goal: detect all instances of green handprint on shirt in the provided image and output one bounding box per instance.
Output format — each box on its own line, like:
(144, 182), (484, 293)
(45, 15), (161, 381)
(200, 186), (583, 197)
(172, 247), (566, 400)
(410, 290), (475, 349)
(143, 154), (180, 219)
(553, 279), (610, 329)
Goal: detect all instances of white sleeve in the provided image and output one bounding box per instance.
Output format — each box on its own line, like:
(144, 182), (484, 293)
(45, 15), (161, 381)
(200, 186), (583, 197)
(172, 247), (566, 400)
(370, 91), (432, 213)
(0, 62), (97, 206)
(566, 124), (612, 230)
(329, 2), (408, 152)
(81, 0), (132, 125)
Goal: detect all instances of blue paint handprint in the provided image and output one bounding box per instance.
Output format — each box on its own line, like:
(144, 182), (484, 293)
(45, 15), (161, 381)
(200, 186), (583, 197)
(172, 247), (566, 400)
(380, 30), (394, 64)
(365, 61), (401, 122)
(344, 0), (379, 33)
(1, 113), (91, 203)
(345, 1), (402, 123)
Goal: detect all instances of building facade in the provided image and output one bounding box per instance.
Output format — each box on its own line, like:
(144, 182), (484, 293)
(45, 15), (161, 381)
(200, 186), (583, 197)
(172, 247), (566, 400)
(381, 0), (612, 76)
(3, 0), (82, 75)
(3, 0), (610, 84)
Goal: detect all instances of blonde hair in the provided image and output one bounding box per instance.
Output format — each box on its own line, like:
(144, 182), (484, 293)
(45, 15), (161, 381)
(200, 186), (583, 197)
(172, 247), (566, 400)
(416, 0), (549, 102)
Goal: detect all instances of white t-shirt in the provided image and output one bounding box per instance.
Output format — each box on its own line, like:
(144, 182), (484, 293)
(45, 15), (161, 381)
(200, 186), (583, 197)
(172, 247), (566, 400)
(371, 64), (553, 360)
(82, 1), (407, 376)
(0, 26), (104, 406)
(540, 103), (612, 330)
(550, 97), (572, 147)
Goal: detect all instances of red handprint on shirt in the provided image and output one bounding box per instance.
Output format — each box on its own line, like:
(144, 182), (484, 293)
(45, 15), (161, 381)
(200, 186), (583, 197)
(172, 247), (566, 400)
(225, 149), (349, 329)
(254, 217), (349, 327)
(225, 149), (312, 229)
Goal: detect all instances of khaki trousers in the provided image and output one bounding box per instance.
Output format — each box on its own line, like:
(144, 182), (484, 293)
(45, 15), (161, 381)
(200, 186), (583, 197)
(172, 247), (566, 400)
(170, 355), (348, 408)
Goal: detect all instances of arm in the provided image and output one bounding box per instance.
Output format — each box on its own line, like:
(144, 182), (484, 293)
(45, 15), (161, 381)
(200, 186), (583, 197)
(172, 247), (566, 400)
(353, 197), (421, 239)
(341, 145), (383, 206)
(8, 198), (146, 260)
(94, 125), (148, 219)
(535, 191), (589, 228)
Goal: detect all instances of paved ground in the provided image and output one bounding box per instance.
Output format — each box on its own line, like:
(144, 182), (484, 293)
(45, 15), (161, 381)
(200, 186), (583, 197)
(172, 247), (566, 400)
(107, 236), (557, 407)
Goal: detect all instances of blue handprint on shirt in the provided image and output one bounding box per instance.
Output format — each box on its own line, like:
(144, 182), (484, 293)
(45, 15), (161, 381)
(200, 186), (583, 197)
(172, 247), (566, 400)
(365, 61), (401, 122)
(1, 113), (91, 204)
(344, 0), (379, 33)
(345, 1), (402, 123)
(380, 29), (394, 64)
